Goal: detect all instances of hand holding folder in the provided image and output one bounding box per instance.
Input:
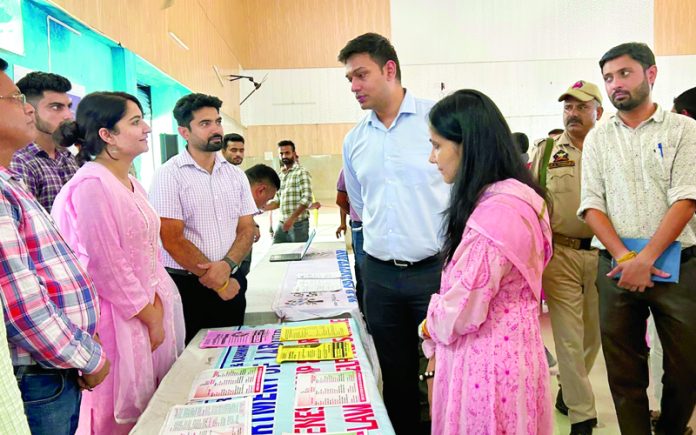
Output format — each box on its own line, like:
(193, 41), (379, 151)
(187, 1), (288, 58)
(608, 239), (681, 287)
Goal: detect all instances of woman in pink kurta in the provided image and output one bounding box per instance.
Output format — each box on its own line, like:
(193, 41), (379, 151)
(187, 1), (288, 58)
(421, 90), (553, 434)
(52, 92), (185, 434)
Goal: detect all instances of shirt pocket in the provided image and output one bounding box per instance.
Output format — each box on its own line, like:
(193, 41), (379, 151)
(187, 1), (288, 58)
(643, 143), (671, 183)
(547, 167), (575, 193)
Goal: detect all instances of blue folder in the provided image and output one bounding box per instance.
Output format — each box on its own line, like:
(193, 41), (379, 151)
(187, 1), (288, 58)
(611, 238), (681, 283)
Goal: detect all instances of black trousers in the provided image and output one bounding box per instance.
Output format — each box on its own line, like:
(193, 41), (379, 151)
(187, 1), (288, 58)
(169, 269), (247, 344)
(596, 253), (696, 435)
(361, 254), (442, 435)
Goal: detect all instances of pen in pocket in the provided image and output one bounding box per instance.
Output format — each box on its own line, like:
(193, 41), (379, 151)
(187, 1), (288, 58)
(657, 143), (664, 158)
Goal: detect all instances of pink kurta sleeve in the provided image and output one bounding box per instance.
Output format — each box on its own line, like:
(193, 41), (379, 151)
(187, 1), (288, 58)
(62, 178), (150, 319)
(426, 228), (511, 349)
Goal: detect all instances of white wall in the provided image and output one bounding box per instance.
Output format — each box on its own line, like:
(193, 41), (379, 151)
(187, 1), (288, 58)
(240, 0), (696, 141)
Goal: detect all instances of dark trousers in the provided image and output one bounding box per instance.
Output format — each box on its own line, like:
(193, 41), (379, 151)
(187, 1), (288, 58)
(239, 250), (252, 279)
(273, 218), (309, 243)
(169, 269), (248, 344)
(350, 220), (366, 313)
(362, 254), (442, 435)
(597, 254), (696, 435)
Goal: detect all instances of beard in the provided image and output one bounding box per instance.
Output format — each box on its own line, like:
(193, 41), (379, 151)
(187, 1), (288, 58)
(610, 77), (651, 111)
(35, 113), (57, 136)
(281, 158), (294, 165)
(201, 134), (224, 152)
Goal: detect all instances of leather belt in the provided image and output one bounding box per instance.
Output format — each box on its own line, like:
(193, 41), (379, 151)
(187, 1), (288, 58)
(13, 365), (77, 376)
(366, 254), (440, 269)
(599, 246), (696, 263)
(165, 267), (193, 276)
(553, 234), (594, 250)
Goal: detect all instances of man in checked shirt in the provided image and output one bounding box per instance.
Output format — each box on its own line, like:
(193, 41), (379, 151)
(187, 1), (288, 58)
(0, 58), (110, 435)
(266, 139), (315, 243)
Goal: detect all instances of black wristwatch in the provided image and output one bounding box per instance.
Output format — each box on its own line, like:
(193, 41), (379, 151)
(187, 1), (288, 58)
(222, 256), (239, 274)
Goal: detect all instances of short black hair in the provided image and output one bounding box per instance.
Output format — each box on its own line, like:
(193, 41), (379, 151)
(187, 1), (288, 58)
(173, 93), (222, 128)
(278, 139), (295, 152)
(245, 164), (281, 190)
(674, 87), (696, 119)
(512, 132), (529, 154)
(0, 58), (7, 72)
(599, 42), (656, 71)
(16, 71), (72, 104)
(338, 32), (401, 81)
(224, 133), (245, 144)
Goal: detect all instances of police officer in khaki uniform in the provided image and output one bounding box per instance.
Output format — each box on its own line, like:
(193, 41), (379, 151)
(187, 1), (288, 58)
(530, 80), (604, 435)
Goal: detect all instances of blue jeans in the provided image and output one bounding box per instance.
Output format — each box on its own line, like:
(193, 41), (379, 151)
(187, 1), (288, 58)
(15, 366), (81, 435)
(273, 218), (309, 243)
(350, 220), (366, 313)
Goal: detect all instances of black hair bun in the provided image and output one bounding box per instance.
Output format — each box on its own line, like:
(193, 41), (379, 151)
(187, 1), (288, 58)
(53, 120), (83, 148)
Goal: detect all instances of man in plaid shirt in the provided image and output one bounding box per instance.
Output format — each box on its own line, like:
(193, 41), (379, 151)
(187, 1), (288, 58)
(11, 71), (79, 213)
(267, 140), (315, 243)
(0, 57), (109, 435)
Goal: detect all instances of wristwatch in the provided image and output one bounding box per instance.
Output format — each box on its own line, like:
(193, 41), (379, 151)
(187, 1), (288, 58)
(222, 256), (239, 274)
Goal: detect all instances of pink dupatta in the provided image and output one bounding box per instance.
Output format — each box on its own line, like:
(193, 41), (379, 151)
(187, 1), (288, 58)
(466, 178), (552, 301)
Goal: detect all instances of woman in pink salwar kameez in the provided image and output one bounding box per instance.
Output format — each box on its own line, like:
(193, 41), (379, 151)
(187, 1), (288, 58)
(420, 90), (554, 434)
(52, 92), (185, 434)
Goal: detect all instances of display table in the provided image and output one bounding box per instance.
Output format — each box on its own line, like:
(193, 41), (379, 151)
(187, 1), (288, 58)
(131, 241), (387, 433)
(245, 241), (359, 323)
(131, 319), (394, 434)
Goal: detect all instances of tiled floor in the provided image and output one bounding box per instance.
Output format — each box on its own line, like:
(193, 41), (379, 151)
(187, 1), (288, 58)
(252, 204), (696, 434)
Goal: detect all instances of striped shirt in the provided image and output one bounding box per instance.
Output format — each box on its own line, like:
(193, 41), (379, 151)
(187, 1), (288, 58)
(275, 163), (313, 222)
(578, 106), (696, 249)
(0, 167), (104, 373)
(149, 149), (257, 270)
(10, 143), (80, 213)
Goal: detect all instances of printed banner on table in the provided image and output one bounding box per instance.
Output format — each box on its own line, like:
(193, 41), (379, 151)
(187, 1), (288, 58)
(273, 250), (358, 320)
(294, 370), (368, 408)
(277, 342), (354, 363)
(160, 397), (252, 435)
(214, 319), (394, 434)
(200, 329), (276, 348)
(189, 366), (265, 402)
(280, 323), (349, 341)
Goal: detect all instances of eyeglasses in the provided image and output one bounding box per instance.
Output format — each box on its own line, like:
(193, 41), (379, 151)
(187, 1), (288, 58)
(0, 93), (26, 105)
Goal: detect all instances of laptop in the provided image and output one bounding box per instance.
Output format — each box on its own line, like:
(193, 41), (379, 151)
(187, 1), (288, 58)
(269, 229), (317, 262)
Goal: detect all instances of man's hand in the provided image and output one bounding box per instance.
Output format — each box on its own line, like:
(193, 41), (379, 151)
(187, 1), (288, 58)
(309, 202), (321, 210)
(253, 225), (261, 243)
(282, 219), (294, 233)
(216, 278), (241, 301)
(336, 224), (347, 238)
(607, 255), (670, 292)
(79, 358), (111, 391)
(198, 260), (231, 289)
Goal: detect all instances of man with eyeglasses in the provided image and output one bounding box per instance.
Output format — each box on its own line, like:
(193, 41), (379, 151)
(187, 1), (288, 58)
(11, 71), (79, 212)
(0, 57), (110, 435)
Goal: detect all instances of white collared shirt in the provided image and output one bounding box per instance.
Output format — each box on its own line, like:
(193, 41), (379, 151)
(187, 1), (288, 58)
(342, 90), (450, 262)
(578, 105), (696, 249)
(149, 149), (257, 269)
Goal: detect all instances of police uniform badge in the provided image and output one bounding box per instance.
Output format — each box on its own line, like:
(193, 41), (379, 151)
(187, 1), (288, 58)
(548, 149), (575, 169)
